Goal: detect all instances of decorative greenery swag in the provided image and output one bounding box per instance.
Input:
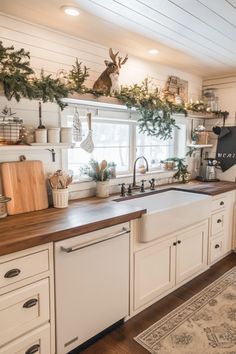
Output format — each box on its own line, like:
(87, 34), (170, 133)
(0, 41), (211, 140)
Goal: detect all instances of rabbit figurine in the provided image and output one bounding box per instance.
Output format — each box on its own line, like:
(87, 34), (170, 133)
(93, 48), (128, 95)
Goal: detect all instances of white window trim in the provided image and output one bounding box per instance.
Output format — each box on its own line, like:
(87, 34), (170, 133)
(61, 105), (187, 193)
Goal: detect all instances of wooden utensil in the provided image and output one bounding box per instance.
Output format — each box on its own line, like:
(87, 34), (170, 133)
(100, 160), (107, 181)
(1, 160), (48, 215)
(80, 113), (94, 153)
(38, 101), (46, 129)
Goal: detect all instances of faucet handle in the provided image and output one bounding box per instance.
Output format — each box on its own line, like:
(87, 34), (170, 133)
(118, 183), (126, 197)
(127, 184), (132, 195)
(149, 178), (155, 190)
(140, 179), (146, 192)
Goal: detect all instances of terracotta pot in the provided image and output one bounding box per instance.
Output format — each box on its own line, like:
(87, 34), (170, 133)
(96, 181), (110, 198)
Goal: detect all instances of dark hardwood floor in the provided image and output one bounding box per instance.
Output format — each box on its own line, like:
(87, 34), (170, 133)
(72, 253), (236, 354)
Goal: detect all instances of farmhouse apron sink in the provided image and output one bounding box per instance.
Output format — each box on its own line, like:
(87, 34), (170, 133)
(120, 190), (211, 242)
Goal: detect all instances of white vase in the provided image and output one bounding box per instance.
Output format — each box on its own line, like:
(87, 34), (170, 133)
(52, 189), (69, 208)
(96, 181), (110, 198)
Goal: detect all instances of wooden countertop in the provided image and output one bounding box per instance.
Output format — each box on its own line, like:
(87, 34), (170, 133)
(0, 180), (235, 257)
(0, 199), (145, 256)
(173, 180), (236, 196)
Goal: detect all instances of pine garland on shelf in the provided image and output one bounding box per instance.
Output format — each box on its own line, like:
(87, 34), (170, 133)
(117, 79), (185, 140)
(0, 41), (35, 101)
(1, 41), (223, 140)
(68, 58), (89, 93)
(32, 70), (70, 110)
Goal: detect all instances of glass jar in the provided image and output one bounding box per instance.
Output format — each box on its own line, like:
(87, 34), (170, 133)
(0, 196), (11, 218)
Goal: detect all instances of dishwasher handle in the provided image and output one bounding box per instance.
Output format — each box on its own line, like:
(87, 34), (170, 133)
(60, 227), (130, 253)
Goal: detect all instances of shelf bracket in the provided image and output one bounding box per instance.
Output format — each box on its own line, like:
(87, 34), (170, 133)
(47, 148), (56, 162)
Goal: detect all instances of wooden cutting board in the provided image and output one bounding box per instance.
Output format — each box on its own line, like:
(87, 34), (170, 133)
(1, 160), (48, 215)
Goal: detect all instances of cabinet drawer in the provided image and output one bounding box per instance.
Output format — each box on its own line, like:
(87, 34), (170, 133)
(211, 196), (226, 212)
(211, 211), (225, 235)
(0, 250), (49, 289)
(210, 235), (224, 263)
(0, 278), (49, 347)
(0, 324), (51, 354)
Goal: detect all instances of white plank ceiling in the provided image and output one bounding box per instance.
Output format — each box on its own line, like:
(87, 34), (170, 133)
(0, 0), (236, 76)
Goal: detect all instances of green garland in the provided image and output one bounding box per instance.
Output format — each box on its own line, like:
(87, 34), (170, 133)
(1, 41), (215, 141)
(117, 80), (186, 140)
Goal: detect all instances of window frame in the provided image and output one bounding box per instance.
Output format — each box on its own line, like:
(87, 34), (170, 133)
(62, 105), (187, 179)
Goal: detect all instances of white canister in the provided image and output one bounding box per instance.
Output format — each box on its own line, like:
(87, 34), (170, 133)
(96, 181), (110, 198)
(35, 128), (47, 143)
(52, 189), (69, 208)
(48, 128), (60, 143)
(60, 127), (73, 143)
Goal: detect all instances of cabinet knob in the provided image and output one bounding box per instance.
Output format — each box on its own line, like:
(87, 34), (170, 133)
(173, 242), (177, 246)
(177, 240), (181, 244)
(23, 298), (38, 308)
(215, 244), (220, 249)
(4, 268), (21, 278)
(220, 201), (224, 206)
(217, 219), (222, 223)
(25, 344), (40, 354)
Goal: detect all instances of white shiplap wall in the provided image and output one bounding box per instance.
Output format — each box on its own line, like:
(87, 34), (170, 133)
(0, 12), (203, 189)
(203, 75), (236, 182)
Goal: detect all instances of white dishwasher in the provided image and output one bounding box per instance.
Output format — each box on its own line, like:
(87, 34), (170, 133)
(54, 222), (130, 354)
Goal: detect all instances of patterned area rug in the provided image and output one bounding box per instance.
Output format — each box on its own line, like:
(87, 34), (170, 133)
(134, 267), (236, 354)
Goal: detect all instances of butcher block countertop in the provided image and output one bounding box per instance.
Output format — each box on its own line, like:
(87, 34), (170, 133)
(173, 180), (236, 196)
(0, 200), (146, 256)
(0, 180), (235, 257)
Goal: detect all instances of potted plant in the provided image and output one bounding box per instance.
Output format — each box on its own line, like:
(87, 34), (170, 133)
(48, 170), (73, 208)
(88, 159), (111, 198)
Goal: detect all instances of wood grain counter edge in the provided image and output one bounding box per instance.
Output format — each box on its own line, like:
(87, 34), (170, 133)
(0, 204), (146, 257)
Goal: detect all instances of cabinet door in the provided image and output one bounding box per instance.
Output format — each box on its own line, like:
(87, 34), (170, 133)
(176, 222), (208, 284)
(134, 237), (176, 310)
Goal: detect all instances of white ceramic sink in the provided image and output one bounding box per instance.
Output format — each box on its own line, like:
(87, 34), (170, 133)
(120, 190), (211, 242)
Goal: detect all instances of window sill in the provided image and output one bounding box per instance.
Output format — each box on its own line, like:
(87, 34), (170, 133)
(69, 169), (176, 193)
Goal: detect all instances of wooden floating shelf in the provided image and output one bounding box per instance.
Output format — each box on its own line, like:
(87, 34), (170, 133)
(0, 143), (75, 151)
(187, 144), (213, 148)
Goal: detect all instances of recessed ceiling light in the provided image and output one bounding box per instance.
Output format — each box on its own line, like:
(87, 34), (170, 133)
(61, 6), (80, 16)
(148, 49), (159, 55)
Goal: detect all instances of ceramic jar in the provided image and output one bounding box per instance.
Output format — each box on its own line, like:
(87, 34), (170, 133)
(48, 128), (60, 143)
(52, 189), (69, 208)
(35, 128), (47, 143)
(96, 181), (110, 198)
(60, 127), (73, 143)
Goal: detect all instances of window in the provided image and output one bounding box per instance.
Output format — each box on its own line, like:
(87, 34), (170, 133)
(63, 105), (186, 179)
(136, 129), (174, 170)
(67, 119), (131, 178)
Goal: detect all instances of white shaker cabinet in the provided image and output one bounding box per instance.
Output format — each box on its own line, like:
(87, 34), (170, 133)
(209, 191), (235, 264)
(134, 220), (208, 311)
(176, 222), (208, 284)
(134, 237), (176, 309)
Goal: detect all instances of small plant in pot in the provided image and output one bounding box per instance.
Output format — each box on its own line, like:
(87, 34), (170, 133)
(48, 170), (73, 208)
(88, 159), (111, 198)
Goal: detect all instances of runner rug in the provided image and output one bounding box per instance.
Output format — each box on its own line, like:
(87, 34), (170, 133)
(134, 267), (236, 354)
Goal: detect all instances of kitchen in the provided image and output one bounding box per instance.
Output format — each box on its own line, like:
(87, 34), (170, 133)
(0, 1), (236, 354)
